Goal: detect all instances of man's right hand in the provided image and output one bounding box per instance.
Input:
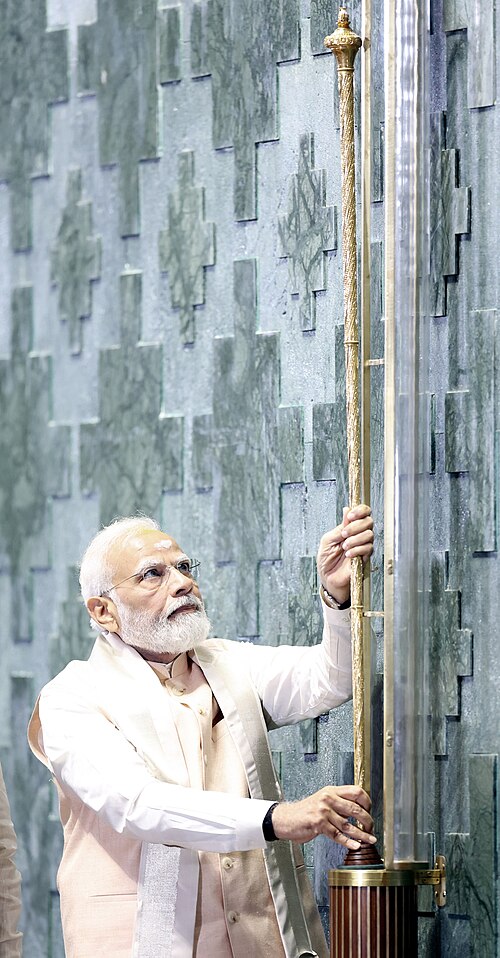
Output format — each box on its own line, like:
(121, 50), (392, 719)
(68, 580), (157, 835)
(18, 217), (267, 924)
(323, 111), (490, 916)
(271, 785), (376, 851)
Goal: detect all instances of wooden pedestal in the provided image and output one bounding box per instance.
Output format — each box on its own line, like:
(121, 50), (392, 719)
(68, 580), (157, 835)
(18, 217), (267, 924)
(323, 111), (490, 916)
(329, 852), (419, 958)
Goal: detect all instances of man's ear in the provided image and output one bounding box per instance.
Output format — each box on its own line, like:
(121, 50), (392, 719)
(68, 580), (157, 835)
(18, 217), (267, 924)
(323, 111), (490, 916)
(87, 596), (120, 634)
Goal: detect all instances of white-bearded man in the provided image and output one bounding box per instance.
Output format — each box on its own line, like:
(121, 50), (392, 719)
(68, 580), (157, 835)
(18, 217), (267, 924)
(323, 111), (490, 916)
(28, 506), (375, 958)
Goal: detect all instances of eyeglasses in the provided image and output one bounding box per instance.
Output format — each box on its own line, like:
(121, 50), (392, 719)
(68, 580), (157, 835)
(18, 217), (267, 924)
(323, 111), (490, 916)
(103, 557), (200, 596)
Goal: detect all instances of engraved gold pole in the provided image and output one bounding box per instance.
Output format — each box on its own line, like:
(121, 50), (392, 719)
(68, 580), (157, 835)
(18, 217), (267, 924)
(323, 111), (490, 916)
(324, 11), (380, 874)
(324, 6), (366, 802)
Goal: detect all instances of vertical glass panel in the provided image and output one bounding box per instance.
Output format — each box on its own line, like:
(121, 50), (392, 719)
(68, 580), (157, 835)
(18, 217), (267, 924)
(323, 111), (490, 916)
(390, 0), (431, 865)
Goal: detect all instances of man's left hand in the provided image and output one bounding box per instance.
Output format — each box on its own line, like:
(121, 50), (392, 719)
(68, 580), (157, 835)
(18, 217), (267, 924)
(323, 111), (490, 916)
(317, 505), (374, 606)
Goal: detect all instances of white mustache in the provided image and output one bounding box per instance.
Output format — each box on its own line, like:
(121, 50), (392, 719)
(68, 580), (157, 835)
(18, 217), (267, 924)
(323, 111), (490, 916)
(164, 595), (203, 618)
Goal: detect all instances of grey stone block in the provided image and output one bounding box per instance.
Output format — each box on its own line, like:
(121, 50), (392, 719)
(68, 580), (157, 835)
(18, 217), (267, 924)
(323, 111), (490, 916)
(77, 0), (162, 237)
(443, 0), (496, 108)
(446, 754), (498, 957)
(279, 132), (337, 331)
(0, 5), (68, 249)
(0, 287), (71, 639)
(80, 272), (183, 523)
(51, 169), (101, 355)
(159, 151), (215, 344)
(191, 0), (300, 220)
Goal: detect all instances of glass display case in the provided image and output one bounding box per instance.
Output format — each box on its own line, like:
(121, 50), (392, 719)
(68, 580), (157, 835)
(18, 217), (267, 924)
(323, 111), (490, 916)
(383, 0), (432, 869)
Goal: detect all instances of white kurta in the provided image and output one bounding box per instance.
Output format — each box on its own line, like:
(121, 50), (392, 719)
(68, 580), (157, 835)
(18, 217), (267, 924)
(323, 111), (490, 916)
(28, 601), (352, 957)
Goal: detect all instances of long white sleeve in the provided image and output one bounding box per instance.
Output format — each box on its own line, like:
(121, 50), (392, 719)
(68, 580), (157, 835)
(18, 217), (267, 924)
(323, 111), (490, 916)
(239, 600), (352, 725)
(38, 687), (271, 853)
(35, 599), (352, 854)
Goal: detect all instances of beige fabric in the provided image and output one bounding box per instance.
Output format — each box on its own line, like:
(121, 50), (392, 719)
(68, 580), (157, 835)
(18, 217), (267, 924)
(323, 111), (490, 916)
(29, 651), (286, 958)
(28, 634), (330, 957)
(0, 762), (22, 958)
(151, 656), (286, 958)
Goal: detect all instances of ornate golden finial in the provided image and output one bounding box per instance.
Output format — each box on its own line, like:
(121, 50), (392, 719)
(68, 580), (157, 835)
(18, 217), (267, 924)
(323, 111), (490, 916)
(324, 8), (362, 71)
(338, 7), (350, 27)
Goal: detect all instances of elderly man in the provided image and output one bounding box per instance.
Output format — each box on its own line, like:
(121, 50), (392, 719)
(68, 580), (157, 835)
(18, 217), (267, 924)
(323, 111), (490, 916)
(0, 761), (22, 957)
(29, 506), (374, 958)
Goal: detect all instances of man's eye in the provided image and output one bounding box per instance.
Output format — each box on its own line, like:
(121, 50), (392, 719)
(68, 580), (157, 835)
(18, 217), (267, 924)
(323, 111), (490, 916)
(177, 561), (191, 574)
(142, 567), (163, 580)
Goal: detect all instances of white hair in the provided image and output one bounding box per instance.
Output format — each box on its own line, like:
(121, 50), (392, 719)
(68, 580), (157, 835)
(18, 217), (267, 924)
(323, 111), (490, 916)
(79, 515), (160, 605)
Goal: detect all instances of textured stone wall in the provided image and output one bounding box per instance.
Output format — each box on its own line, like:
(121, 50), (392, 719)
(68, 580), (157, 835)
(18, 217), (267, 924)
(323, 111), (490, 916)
(0, 1), (497, 956)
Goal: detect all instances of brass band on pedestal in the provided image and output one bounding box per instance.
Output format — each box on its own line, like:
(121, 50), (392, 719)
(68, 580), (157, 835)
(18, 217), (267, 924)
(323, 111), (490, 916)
(324, 9), (365, 793)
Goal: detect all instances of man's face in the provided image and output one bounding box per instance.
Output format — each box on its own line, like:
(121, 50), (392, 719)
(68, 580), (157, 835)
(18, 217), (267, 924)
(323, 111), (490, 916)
(105, 529), (210, 659)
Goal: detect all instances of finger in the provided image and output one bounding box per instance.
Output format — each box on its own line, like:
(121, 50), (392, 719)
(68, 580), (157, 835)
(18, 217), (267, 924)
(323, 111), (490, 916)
(335, 831), (361, 851)
(323, 807), (374, 839)
(322, 819), (361, 850)
(341, 517), (374, 539)
(342, 528), (374, 548)
(342, 534), (375, 558)
(344, 545), (372, 559)
(339, 806), (375, 833)
(341, 821), (377, 844)
(346, 504), (372, 521)
(324, 814), (376, 849)
(326, 788), (372, 816)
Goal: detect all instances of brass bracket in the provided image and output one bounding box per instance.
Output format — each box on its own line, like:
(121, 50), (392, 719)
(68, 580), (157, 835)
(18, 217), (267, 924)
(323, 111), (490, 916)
(415, 855), (447, 907)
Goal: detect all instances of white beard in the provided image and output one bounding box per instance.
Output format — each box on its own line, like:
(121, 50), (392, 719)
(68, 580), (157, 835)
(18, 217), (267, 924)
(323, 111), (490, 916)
(116, 594), (211, 657)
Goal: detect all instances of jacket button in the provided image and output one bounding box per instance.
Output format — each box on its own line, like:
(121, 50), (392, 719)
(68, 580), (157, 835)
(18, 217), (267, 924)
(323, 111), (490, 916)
(222, 857), (234, 870)
(227, 911), (240, 923)
(172, 686), (186, 696)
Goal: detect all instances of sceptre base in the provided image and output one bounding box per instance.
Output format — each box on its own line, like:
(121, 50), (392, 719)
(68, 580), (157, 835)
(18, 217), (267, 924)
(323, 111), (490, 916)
(329, 852), (418, 958)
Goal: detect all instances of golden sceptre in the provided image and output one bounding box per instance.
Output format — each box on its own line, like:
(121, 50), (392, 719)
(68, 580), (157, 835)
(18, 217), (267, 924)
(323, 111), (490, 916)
(324, 9), (367, 803)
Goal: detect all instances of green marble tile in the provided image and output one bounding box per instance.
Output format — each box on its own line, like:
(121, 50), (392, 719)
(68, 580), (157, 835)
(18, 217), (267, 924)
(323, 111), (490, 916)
(51, 169), (101, 355)
(429, 112), (471, 317)
(278, 405), (304, 484)
(468, 309), (497, 552)
(159, 151), (215, 343)
(279, 133), (337, 331)
(192, 414), (213, 491)
(159, 5), (181, 83)
(428, 554), (473, 755)
(0, 4), (68, 249)
(211, 260), (281, 635)
(312, 328), (348, 524)
(419, 392), (436, 475)
(309, 0), (337, 54)
(445, 389), (471, 473)
(190, 2), (209, 77)
(192, 0), (299, 220)
(49, 567), (94, 676)
(446, 754), (498, 957)
(9, 673), (56, 955)
(77, 0), (162, 237)
(80, 272), (183, 523)
(0, 287), (71, 639)
(443, 0), (496, 108)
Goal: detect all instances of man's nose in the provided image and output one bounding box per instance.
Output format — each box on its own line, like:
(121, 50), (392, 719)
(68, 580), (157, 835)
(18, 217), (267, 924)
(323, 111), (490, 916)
(168, 567), (194, 595)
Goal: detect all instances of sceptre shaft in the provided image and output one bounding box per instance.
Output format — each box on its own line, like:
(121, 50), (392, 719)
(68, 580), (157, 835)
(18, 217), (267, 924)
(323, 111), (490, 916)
(324, 9), (365, 796)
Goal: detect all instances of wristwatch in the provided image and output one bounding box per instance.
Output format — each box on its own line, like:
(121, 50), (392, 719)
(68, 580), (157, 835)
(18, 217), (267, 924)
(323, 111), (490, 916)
(262, 802), (279, 842)
(320, 584), (351, 610)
